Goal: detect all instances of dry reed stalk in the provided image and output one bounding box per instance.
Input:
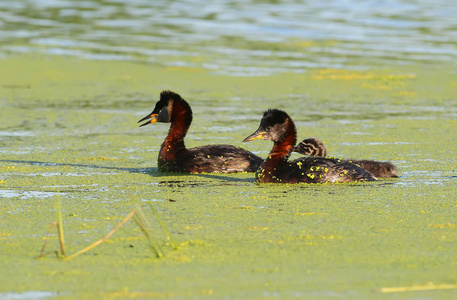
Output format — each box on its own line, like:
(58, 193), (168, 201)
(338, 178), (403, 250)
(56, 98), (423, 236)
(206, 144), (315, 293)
(63, 210), (136, 261)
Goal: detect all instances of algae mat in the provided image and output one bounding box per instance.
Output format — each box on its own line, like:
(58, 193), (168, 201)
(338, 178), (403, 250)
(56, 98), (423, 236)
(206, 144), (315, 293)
(1, 56), (457, 298)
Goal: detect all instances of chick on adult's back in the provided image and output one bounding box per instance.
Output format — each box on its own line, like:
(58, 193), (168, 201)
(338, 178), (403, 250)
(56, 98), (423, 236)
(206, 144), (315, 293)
(294, 138), (398, 178)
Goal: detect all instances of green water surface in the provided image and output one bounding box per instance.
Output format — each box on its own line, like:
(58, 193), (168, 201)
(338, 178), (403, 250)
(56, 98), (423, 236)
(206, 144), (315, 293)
(1, 56), (457, 299)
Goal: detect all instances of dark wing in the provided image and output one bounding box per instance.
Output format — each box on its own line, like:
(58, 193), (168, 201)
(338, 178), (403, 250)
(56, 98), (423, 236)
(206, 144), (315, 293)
(287, 157), (377, 183)
(185, 144), (263, 173)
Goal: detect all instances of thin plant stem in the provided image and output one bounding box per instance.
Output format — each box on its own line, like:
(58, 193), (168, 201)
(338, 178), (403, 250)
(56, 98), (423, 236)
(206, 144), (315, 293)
(55, 196), (66, 256)
(148, 203), (177, 249)
(38, 220), (66, 258)
(134, 207), (163, 258)
(63, 210), (136, 261)
(56, 221), (66, 257)
(38, 221), (58, 258)
(381, 284), (457, 293)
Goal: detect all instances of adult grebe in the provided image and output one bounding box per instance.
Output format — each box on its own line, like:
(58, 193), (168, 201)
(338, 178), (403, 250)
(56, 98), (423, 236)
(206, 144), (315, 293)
(138, 90), (264, 173)
(243, 109), (377, 183)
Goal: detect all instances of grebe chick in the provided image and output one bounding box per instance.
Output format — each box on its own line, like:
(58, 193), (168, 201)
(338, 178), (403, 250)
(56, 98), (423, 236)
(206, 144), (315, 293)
(138, 90), (263, 173)
(243, 109), (377, 183)
(294, 138), (398, 178)
(293, 137), (327, 157)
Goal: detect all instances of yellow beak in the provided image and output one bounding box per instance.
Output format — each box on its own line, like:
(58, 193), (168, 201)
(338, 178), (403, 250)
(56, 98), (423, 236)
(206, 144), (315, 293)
(243, 130), (266, 142)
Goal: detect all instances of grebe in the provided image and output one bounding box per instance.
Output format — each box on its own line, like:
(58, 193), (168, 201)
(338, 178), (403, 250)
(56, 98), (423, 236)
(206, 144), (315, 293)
(294, 138), (398, 178)
(138, 90), (264, 173)
(243, 109), (376, 183)
(293, 137), (327, 157)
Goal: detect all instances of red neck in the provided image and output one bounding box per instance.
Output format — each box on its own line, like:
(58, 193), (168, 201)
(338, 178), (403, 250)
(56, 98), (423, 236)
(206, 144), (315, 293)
(163, 99), (192, 152)
(256, 119), (297, 183)
(268, 120), (297, 161)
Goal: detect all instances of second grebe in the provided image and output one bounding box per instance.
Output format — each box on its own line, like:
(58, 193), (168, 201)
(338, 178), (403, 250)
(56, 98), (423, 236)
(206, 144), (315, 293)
(243, 109), (377, 183)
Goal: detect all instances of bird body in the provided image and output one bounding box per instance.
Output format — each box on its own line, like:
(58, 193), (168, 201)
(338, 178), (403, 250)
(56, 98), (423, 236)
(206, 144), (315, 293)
(244, 109), (377, 183)
(139, 90), (263, 173)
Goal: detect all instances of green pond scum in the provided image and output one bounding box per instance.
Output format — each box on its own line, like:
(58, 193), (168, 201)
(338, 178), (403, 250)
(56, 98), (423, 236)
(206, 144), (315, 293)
(1, 56), (457, 299)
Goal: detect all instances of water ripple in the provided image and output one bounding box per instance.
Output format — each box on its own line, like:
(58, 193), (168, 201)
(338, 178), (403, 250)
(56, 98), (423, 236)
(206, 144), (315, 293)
(0, 0), (456, 75)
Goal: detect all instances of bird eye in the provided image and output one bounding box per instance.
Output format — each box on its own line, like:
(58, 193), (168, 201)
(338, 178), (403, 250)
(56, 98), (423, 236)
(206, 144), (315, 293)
(265, 126), (272, 131)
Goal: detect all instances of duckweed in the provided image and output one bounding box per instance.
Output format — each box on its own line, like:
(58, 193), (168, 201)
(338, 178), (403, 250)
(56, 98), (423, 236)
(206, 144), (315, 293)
(1, 56), (457, 298)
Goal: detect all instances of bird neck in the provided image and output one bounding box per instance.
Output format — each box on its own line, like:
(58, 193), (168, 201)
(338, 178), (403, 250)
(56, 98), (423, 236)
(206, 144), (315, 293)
(269, 119), (297, 161)
(163, 99), (193, 151)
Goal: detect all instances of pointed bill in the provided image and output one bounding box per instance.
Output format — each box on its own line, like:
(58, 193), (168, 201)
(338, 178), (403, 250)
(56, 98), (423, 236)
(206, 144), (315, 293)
(243, 129), (266, 142)
(138, 113), (158, 127)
